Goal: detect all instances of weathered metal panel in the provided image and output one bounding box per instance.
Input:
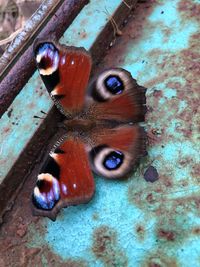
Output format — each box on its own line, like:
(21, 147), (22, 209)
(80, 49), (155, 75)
(0, 0), (200, 266)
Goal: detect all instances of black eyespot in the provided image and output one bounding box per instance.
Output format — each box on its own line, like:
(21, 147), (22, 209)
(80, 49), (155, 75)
(54, 148), (65, 154)
(42, 70), (60, 93)
(103, 151), (124, 170)
(41, 156), (60, 179)
(90, 145), (108, 160)
(104, 75), (124, 95)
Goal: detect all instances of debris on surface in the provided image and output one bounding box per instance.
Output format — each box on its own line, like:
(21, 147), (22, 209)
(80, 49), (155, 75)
(0, 0), (42, 55)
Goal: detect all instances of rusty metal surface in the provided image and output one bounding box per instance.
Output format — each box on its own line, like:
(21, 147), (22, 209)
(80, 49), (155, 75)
(0, 0), (200, 266)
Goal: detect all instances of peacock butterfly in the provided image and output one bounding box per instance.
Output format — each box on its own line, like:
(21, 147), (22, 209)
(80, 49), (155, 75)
(32, 40), (147, 221)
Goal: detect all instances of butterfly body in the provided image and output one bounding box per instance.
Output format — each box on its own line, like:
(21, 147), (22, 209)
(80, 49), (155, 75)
(32, 40), (147, 220)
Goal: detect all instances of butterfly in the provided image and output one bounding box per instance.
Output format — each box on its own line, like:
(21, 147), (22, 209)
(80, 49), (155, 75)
(32, 40), (147, 221)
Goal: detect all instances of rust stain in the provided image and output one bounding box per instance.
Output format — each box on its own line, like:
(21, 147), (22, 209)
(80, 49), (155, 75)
(79, 30), (88, 39)
(192, 227), (200, 235)
(152, 90), (163, 98)
(178, 0), (200, 21)
(0, 243), (87, 267)
(3, 127), (11, 134)
(143, 254), (179, 267)
(135, 224), (146, 241)
(157, 229), (176, 241)
(92, 225), (128, 267)
(191, 164), (200, 178)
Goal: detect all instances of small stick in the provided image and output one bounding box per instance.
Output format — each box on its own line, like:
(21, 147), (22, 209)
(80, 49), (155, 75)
(122, 0), (132, 10)
(104, 8), (122, 37)
(0, 29), (22, 46)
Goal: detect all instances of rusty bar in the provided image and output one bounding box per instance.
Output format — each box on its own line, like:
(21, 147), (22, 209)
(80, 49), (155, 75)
(90, 0), (138, 65)
(0, 0), (89, 118)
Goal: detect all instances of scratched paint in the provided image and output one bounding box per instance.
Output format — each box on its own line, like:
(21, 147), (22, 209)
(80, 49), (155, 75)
(1, 0), (200, 266)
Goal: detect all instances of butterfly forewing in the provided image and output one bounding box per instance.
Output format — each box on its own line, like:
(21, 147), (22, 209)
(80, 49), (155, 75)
(34, 41), (92, 117)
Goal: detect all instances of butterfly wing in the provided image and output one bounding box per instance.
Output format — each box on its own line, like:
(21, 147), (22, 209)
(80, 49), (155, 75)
(88, 68), (146, 123)
(32, 137), (95, 221)
(34, 40), (92, 118)
(88, 125), (147, 179)
(85, 68), (147, 179)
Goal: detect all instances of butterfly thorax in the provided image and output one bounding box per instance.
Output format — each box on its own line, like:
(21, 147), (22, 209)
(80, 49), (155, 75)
(64, 118), (97, 133)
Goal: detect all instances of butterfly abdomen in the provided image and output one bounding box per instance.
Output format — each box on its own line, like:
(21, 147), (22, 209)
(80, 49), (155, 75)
(65, 118), (96, 132)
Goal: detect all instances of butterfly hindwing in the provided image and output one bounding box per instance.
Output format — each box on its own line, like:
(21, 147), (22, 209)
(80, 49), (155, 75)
(32, 137), (95, 220)
(88, 125), (146, 179)
(34, 41), (92, 118)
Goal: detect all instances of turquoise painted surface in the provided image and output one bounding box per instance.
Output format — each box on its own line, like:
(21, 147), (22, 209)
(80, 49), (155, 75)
(1, 0), (200, 266)
(0, 0), (122, 182)
(60, 0), (122, 49)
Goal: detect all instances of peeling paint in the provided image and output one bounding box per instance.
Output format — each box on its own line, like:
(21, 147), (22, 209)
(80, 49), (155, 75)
(92, 226), (128, 267)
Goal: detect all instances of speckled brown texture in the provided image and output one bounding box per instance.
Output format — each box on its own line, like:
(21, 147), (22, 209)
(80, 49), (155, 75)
(92, 226), (128, 267)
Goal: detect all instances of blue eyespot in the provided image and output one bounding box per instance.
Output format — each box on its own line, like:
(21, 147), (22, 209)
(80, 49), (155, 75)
(35, 42), (59, 71)
(103, 151), (124, 170)
(41, 156), (60, 180)
(104, 75), (124, 95)
(36, 43), (56, 57)
(32, 175), (60, 210)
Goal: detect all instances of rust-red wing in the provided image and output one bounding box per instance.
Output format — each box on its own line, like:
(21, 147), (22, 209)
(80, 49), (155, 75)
(95, 126), (145, 150)
(95, 88), (146, 122)
(34, 41), (92, 117)
(32, 138), (95, 221)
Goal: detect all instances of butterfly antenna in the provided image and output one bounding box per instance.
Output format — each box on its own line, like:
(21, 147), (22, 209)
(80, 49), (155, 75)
(40, 110), (47, 115)
(33, 115), (45, 119)
(33, 110), (47, 120)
